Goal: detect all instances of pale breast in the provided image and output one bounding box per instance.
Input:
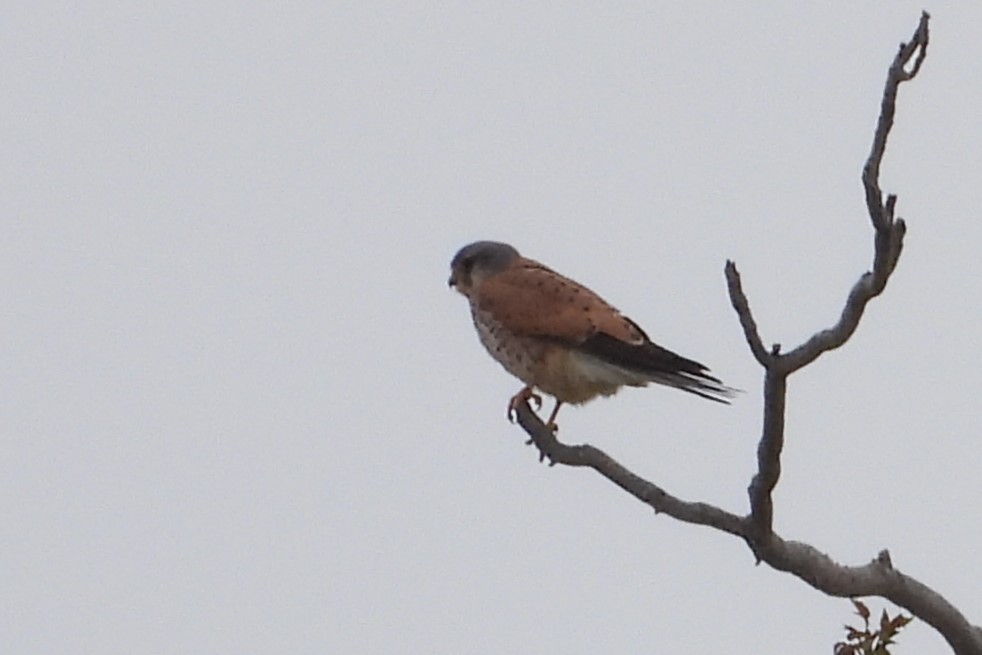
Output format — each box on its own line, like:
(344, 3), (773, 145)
(471, 305), (544, 386)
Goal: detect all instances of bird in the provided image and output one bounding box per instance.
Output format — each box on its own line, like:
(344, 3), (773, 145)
(448, 240), (736, 430)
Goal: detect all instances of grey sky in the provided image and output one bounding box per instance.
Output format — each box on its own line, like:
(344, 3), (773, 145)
(2, 2), (980, 653)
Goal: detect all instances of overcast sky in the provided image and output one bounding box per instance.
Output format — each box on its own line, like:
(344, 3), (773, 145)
(3, 2), (980, 653)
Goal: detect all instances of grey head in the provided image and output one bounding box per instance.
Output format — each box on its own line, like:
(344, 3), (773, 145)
(448, 241), (521, 294)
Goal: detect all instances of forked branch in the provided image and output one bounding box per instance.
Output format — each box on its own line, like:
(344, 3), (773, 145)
(513, 12), (982, 655)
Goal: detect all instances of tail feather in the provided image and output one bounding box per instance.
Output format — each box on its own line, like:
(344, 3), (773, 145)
(578, 332), (738, 403)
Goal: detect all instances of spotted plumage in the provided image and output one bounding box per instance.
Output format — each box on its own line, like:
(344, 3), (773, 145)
(448, 240), (736, 428)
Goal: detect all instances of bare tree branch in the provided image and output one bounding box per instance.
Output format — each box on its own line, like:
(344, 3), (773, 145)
(865, 12), (930, 232)
(511, 11), (982, 655)
(514, 402), (749, 539)
(746, 369), (785, 537)
(519, 398), (982, 654)
(777, 10), (928, 374)
(724, 261), (771, 366)
(736, 12), (929, 543)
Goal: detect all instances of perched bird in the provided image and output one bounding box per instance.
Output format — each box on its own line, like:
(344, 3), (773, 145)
(448, 240), (736, 429)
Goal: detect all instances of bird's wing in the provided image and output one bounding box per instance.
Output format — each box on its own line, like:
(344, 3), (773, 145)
(474, 258), (643, 345)
(476, 259), (736, 403)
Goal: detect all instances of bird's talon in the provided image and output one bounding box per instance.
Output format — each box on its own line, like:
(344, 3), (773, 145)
(507, 386), (541, 422)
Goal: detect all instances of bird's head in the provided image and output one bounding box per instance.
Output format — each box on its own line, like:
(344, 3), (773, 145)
(448, 241), (520, 296)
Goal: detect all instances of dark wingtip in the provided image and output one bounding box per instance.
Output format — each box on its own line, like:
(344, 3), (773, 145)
(579, 332), (738, 403)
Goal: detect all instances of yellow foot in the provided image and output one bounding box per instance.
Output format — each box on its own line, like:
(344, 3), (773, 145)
(507, 386), (541, 422)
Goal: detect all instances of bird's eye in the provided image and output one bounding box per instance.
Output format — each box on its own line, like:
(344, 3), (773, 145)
(461, 256), (476, 271)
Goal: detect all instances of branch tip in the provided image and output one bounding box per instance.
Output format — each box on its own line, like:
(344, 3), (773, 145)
(724, 260), (770, 366)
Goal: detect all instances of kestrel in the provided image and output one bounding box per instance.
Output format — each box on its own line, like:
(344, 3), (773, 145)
(448, 241), (736, 429)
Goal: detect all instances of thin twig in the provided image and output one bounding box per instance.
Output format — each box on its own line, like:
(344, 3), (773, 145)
(864, 11), (930, 230)
(724, 261), (770, 366)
